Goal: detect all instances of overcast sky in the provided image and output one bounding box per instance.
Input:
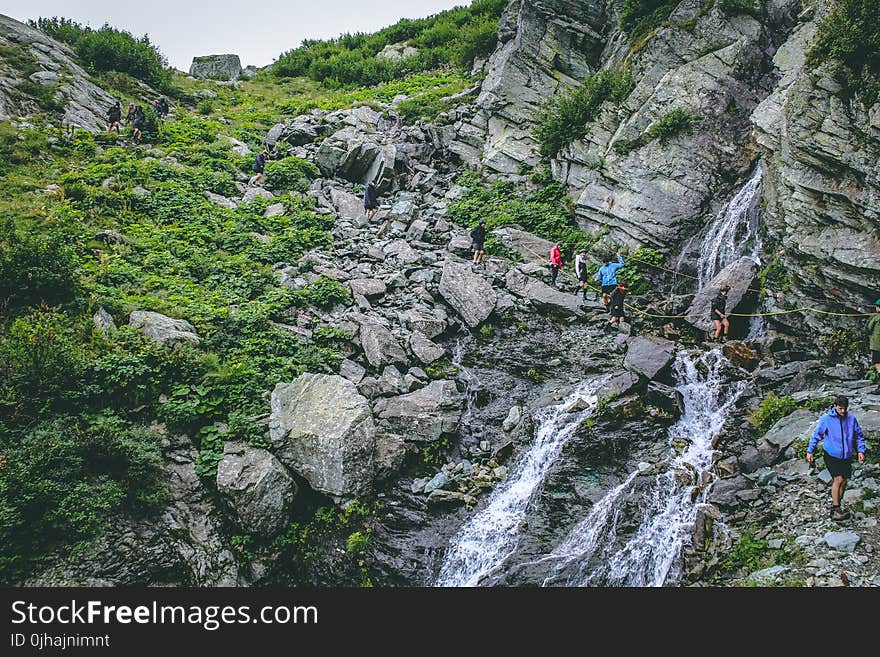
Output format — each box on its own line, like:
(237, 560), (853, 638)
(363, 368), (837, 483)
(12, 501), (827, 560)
(3, 0), (469, 71)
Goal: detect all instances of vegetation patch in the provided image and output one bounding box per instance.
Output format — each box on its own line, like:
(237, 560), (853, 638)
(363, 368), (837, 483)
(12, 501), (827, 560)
(613, 108), (699, 155)
(620, 0), (680, 46)
(748, 394), (833, 434)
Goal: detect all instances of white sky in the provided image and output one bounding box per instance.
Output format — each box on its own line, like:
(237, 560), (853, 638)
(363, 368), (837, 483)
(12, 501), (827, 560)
(3, 0), (469, 71)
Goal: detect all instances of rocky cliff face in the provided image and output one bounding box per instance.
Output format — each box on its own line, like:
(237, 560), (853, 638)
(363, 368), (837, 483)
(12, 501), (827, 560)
(0, 14), (116, 132)
(751, 5), (880, 334)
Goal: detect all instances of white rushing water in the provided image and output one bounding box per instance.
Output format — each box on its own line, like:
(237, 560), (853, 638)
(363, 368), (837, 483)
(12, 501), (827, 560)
(435, 375), (610, 587)
(696, 167), (763, 289)
(542, 349), (747, 587)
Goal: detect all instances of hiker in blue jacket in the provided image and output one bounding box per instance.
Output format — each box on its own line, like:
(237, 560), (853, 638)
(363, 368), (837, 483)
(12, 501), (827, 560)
(595, 253), (625, 310)
(807, 395), (867, 521)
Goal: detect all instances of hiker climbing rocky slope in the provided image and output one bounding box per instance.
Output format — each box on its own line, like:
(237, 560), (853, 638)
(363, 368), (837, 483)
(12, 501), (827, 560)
(1, 1), (878, 588)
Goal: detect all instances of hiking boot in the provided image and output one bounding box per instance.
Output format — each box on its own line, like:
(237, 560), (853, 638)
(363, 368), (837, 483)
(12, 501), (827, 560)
(830, 506), (850, 521)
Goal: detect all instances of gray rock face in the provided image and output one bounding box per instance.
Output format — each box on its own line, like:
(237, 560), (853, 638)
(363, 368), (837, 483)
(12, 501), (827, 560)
(752, 13), (880, 332)
(505, 267), (585, 317)
(331, 187), (367, 224)
(439, 258), (497, 327)
(685, 257), (758, 332)
(92, 307), (116, 337)
(129, 311), (200, 347)
(269, 374), (377, 498)
(349, 278), (387, 298)
(0, 14), (117, 132)
(359, 318), (407, 368)
(491, 226), (555, 264)
(624, 336), (675, 380)
(216, 442), (297, 538)
(762, 409), (817, 453)
(189, 54), (243, 80)
(30, 433), (241, 586)
(709, 474), (754, 508)
(373, 380), (464, 442)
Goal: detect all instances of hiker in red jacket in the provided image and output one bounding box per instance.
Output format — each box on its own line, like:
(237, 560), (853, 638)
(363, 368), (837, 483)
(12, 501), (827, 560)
(549, 243), (563, 287)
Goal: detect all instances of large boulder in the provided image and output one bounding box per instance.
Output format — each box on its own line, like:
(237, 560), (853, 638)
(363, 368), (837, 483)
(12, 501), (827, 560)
(505, 267), (587, 317)
(410, 331), (445, 365)
(129, 311), (200, 347)
(376, 42), (419, 61)
(373, 380), (463, 442)
(685, 257), (758, 332)
(315, 125), (398, 186)
(216, 442), (297, 538)
(761, 409), (817, 453)
(439, 258), (496, 327)
(269, 374), (377, 498)
(624, 336), (675, 380)
(189, 54), (243, 80)
(491, 227), (555, 264)
(331, 187), (367, 224)
(358, 318), (408, 368)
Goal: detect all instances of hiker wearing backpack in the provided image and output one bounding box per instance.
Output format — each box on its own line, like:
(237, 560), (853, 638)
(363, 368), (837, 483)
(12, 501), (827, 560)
(470, 221), (486, 268)
(249, 149), (268, 186)
(107, 101), (122, 133)
(607, 281), (627, 331)
(364, 179), (380, 220)
(595, 253), (625, 310)
(131, 105), (145, 142)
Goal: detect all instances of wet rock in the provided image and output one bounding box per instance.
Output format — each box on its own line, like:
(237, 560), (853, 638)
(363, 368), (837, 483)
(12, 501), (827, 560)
(373, 380), (463, 442)
(423, 471), (450, 494)
(503, 405), (523, 432)
(646, 381), (685, 416)
(709, 475), (754, 508)
(685, 258), (758, 332)
(722, 341), (758, 370)
(624, 336), (675, 380)
(427, 490), (476, 506)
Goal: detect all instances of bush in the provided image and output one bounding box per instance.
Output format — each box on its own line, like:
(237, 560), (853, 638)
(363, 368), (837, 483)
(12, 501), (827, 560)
(718, 0), (761, 17)
(613, 108), (698, 155)
(264, 157), (320, 192)
(30, 17), (173, 92)
(809, 0), (880, 104)
(533, 68), (634, 157)
(619, 0), (679, 43)
(0, 417), (166, 581)
(0, 222), (82, 310)
(295, 276), (351, 309)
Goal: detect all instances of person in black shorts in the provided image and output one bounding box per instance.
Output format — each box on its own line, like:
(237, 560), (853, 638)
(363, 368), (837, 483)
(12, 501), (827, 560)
(470, 221), (486, 268)
(868, 298), (880, 378)
(249, 149), (268, 186)
(806, 395), (867, 521)
(107, 101), (122, 133)
(710, 284), (731, 342)
(607, 281), (627, 331)
(574, 250), (590, 300)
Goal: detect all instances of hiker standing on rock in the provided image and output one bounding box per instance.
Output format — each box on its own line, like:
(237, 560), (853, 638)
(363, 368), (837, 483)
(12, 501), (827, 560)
(868, 298), (880, 378)
(470, 220), (486, 269)
(711, 284), (731, 342)
(595, 253), (625, 310)
(107, 101), (122, 133)
(607, 281), (627, 331)
(549, 242), (563, 287)
(574, 249), (590, 300)
(364, 179), (380, 220)
(807, 394), (866, 521)
(249, 149), (268, 186)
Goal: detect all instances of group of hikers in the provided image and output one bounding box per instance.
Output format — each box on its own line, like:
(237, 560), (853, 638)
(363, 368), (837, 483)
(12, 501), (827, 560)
(107, 97), (170, 142)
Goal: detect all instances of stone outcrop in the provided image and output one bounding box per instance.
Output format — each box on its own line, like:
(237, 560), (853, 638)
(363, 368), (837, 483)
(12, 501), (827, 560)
(373, 380), (463, 442)
(189, 54), (243, 80)
(269, 374), (377, 498)
(624, 335), (675, 381)
(376, 42), (419, 61)
(0, 14), (118, 132)
(685, 257), (758, 332)
(129, 311), (200, 347)
(439, 258), (496, 327)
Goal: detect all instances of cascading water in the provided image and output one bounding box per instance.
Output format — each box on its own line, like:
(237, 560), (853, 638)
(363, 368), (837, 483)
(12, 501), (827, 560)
(449, 336), (486, 449)
(696, 166), (763, 289)
(541, 349), (747, 586)
(435, 375), (610, 587)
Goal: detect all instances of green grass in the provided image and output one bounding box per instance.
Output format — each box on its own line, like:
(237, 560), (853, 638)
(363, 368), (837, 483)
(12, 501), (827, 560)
(613, 108), (699, 155)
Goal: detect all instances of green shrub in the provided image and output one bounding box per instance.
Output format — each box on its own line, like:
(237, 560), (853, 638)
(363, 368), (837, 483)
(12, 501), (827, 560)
(620, 0), (679, 44)
(31, 17), (173, 92)
(0, 222), (82, 310)
(533, 68), (634, 157)
(264, 157), (320, 192)
(613, 108), (698, 154)
(295, 276), (350, 309)
(0, 416), (166, 581)
(615, 247), (665, 295)
(14, 80), (65, 113)
(809, 0), (880, 104)
(718, 0), (761, 17)
(748, 394), (798, 433)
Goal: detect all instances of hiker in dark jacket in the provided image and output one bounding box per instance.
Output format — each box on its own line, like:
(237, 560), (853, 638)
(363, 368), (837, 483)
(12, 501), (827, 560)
(807, 395), (867, 521)
(156, 97), (169, 118)
(131, 105), (145, 142)
(607, 281), (627, 331)
(364, 180), (380, 219)
(710, 284), (731, 342)
(869, 298), (880, 378)
(107, 101), (122, 133)
(124, 102), (135, 125)
(249, 149), (268, 186)
(470, 221), (486, 268)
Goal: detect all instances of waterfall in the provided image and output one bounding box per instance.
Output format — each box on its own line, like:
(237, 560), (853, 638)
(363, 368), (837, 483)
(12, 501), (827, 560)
(696, 167), (763, 289)
(435, 374), (610, 587)
(542, 349), (747, 586)
(450, 336), (486, 449)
